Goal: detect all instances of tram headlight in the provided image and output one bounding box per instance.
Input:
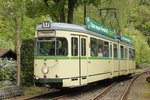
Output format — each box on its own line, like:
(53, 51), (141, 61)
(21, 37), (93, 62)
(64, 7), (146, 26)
(42, 66), (49, 74)
(35, 76), (39, 80)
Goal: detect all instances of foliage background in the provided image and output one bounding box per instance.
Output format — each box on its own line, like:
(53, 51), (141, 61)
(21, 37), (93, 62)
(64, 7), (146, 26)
(0, 58), (17, 87)
(0, 0), (149, 86)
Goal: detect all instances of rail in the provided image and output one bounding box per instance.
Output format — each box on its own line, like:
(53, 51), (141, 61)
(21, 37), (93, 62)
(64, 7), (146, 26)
(91, 82), (117, 100)
(120, 71), (150, 100)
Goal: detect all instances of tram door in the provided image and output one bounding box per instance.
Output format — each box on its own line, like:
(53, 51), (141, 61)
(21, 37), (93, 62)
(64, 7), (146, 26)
(118, 42), (122, 76)
(109, 42), (113, 77)
(71, 35), (87, 86)
(113, 43), (120, 77)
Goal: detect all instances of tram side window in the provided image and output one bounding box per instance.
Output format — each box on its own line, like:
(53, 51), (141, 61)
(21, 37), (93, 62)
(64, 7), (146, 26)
(125, 48), (128, 59)
(103, 41), (109, 57)
(56, 38), (68, 56)
(129, 48), (135, 60)
(81, 38), (86, 56)
(120, 46), (124, 59)
(71, 37), (78, 56)
(113, 44), (118, 58)
(133, 49), (135, 59)
(98, 39), (103, 57)
(129, 48), (132, 59)
(110, 44), (112, 58)
(90, 38), (97, 56)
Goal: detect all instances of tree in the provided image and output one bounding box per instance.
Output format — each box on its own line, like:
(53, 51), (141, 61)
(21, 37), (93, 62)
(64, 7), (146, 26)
(54, 0), (66, 22)
(43, 0), (66, 22)
(67, 0), (78, 23)
(26, 0), (102, 24)
(98, 0), (139, 29)
(129, 1), (150, 46)
(0, 0), (25, 86)
(13, 0), (25, 86)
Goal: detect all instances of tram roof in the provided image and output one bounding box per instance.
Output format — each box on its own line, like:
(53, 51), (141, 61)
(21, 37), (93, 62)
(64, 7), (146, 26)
(36, 22), (116, 41)
(36, 22), (88, 33)
(36, 22), (134, 47)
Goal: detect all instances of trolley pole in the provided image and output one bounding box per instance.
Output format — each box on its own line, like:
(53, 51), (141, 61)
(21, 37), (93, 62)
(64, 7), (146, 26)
(84, 0), (86, 25)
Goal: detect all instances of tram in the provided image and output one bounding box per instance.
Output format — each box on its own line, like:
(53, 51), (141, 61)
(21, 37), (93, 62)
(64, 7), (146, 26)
(34, 17), (136, 88)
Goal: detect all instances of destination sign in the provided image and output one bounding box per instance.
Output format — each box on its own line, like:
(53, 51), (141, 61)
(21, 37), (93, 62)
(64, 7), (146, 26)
(37, 31), (56, 37)
(85, 17), (115, 38)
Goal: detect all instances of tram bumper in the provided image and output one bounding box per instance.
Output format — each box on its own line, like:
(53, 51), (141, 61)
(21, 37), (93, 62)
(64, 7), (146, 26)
(34, 78), (62, 83)
(34, 78), (63, 88)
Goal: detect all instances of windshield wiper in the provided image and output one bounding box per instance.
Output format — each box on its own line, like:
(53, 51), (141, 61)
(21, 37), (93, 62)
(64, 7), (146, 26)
(39, 48), (47, 56)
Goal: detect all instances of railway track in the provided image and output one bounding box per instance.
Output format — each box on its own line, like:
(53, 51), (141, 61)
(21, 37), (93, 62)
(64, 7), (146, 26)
(91, 78), (131, 100)
(8, 69), (150, 100)
(9, 89), (68, 100)
(27, 79), (127, 100)
(43, 76), (133, 100)
(91, 71), (150, 100)
(25, 79), (115, 100)
(91, 82), (117, 100)
(120, 71), (150, 100)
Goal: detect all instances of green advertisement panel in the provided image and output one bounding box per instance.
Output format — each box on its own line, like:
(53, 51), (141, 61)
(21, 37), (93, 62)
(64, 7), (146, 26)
(85, 17), (115, 38)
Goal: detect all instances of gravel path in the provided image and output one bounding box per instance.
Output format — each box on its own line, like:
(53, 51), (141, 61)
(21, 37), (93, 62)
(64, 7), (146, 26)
(127, 72), (150, 100)
(99, 79), (131, 100)
(55, 82), (112, 100)
(53, 78), (132, 100)
(54, 72), (150, 100)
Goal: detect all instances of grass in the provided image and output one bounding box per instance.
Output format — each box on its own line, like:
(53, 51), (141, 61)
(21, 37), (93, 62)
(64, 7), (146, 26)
(0, 81), (8, 88)
(0, 81), (4, 88)
(0, 83), (55, 97)
(142, 81), (150, 99)
(23, 85), (55, 96)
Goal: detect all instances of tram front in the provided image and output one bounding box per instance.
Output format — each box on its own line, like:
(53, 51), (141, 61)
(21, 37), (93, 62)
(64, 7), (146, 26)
(34, 21), (68, 88)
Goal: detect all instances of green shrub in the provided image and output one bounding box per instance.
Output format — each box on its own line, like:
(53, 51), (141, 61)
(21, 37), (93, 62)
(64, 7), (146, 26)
(21, 39), (34, 86)
(0, 58), (17, 86)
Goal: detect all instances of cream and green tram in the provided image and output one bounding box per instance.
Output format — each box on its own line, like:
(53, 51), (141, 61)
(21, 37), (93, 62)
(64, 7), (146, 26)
(34, 19), (136, 88)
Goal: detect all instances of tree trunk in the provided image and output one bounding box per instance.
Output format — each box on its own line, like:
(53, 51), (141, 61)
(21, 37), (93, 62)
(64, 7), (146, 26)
(67, 0), (77, 23)
(84, 0), (86, 25)
(59, 0), (66, 22)
(53, 0), (66, 22)
(13, 0), (24, 86)
(15, 18), (21, 86)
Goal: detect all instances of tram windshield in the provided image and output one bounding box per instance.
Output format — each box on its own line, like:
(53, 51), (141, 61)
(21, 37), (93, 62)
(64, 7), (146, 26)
(35, 37), (68, 56)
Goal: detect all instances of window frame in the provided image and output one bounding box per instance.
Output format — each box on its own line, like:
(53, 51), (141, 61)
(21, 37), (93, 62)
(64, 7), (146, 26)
(113, 43), (118, 58)
(90, 37), (98, 57)
(35, 37), (68, 56)
(81, 38), (86, 56)
(71, 37), (78, 56)
(120, 45), (124, 59)
(103, 41), (109, 57)
(97, 39), (104, 57)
